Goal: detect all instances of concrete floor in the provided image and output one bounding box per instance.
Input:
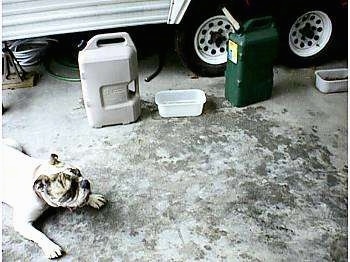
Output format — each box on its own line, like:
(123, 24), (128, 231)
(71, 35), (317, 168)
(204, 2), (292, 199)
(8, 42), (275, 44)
(2, 42), (348, 261)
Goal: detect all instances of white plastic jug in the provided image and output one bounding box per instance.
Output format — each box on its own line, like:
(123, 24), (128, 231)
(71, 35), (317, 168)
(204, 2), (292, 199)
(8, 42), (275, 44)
(78, 32), (141, 128)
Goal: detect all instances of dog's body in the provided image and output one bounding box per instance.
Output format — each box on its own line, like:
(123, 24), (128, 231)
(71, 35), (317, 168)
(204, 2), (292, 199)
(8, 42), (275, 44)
(1, 140), (106, 259)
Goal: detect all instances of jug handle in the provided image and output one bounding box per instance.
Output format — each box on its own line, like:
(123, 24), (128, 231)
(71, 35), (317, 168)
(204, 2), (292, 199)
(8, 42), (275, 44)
(84, 32), (135, 50)
(242, 16), (275, 33)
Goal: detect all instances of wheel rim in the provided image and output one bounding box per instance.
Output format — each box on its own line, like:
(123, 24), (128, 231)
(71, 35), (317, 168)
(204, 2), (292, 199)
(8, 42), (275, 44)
(194, 15), (234, 65)
(288, 10), (332, 57)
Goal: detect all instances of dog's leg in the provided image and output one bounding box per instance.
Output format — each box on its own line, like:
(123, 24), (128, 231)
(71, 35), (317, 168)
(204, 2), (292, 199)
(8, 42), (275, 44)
(13, 212), (63, 259)
(87, 194), (107, 209)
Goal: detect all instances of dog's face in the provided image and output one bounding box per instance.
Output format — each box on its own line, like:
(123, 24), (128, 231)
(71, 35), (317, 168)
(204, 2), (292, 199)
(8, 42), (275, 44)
(33, 154), (91, 209)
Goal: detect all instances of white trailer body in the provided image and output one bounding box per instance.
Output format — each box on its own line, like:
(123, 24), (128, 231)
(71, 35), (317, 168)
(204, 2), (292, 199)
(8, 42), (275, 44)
(2, 0), (190, 41)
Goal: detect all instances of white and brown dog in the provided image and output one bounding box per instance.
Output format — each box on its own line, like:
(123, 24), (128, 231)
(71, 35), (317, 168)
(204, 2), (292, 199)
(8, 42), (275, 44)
(1, 139), (106, 259)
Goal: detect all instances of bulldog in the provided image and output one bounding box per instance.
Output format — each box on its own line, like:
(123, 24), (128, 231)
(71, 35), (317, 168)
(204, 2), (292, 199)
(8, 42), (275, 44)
(1, 139), (107, 259)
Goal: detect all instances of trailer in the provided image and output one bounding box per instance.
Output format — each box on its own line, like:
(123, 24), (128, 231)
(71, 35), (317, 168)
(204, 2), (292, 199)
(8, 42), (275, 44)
(3, 0), (347, 76)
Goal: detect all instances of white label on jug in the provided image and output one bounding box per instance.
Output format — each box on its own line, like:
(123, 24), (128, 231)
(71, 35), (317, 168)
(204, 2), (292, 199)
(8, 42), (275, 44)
(100, 84), (128, 106)
(228, 40), (238, 64)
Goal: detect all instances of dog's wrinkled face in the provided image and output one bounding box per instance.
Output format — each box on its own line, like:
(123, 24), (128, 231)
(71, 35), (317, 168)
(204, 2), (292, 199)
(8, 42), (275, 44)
(33, 154), (91, 209)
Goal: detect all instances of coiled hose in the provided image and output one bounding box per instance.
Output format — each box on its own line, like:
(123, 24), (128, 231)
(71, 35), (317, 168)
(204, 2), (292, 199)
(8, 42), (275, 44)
(8, 37), (58, 66)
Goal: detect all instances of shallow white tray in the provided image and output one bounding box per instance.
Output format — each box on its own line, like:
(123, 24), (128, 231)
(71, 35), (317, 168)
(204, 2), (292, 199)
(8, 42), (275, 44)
(155, 89), (206, 117)
(315, 68), (348, 93)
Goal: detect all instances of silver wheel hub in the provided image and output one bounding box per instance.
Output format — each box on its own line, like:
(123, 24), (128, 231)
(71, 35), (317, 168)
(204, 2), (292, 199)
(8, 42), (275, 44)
(289, 11), (332, 57)
(194, 15), (234, 65)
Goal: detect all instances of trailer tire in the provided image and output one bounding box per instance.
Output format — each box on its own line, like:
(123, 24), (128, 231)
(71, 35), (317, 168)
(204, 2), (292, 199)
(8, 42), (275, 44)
(278, 5), (338, 66)
(175, 12), (235, 77)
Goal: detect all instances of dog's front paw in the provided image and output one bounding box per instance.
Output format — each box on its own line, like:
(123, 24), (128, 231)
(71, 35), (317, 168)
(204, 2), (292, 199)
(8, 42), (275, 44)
(41, 241), (63, 259)
(87, 194), (107, 209)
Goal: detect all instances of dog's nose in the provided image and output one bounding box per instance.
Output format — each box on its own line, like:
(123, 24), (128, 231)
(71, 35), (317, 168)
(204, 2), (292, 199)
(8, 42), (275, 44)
(80, 179), (90, 190)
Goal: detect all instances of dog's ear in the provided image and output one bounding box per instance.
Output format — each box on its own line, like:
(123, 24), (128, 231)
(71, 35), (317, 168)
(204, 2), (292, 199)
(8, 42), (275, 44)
(33, 175), (50, 192)
(49, 153), (60, 165)
(68, 168), (82, 177)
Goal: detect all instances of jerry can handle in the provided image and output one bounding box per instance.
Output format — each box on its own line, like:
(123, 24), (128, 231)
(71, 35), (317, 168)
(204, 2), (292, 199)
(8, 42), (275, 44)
(84, 32), (135, 50)
(242, 16), (275, 33)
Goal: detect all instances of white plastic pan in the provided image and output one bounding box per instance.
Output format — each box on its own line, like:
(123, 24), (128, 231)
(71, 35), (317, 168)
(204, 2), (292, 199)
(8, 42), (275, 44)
(155, 89), (206, 117)
(315, 68), (348, 93)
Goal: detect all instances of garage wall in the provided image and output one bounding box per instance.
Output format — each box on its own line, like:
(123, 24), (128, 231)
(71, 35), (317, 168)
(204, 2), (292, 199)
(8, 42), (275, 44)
(2, 0), (171, 41)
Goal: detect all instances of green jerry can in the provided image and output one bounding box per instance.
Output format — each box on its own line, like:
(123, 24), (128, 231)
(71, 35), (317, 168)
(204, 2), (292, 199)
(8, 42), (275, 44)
(225, 16), (278, 107)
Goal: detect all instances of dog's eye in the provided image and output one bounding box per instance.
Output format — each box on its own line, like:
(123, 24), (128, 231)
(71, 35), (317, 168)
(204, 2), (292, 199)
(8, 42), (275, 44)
(75, 170), (82, 177)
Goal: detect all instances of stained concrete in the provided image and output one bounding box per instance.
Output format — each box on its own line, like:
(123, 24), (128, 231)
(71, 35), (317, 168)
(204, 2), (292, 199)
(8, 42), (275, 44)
(1, 40), (348, 261)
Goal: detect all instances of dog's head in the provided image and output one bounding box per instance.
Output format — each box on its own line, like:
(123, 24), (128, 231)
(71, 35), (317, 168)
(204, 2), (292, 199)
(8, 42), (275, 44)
(33, 154), (91, 209)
